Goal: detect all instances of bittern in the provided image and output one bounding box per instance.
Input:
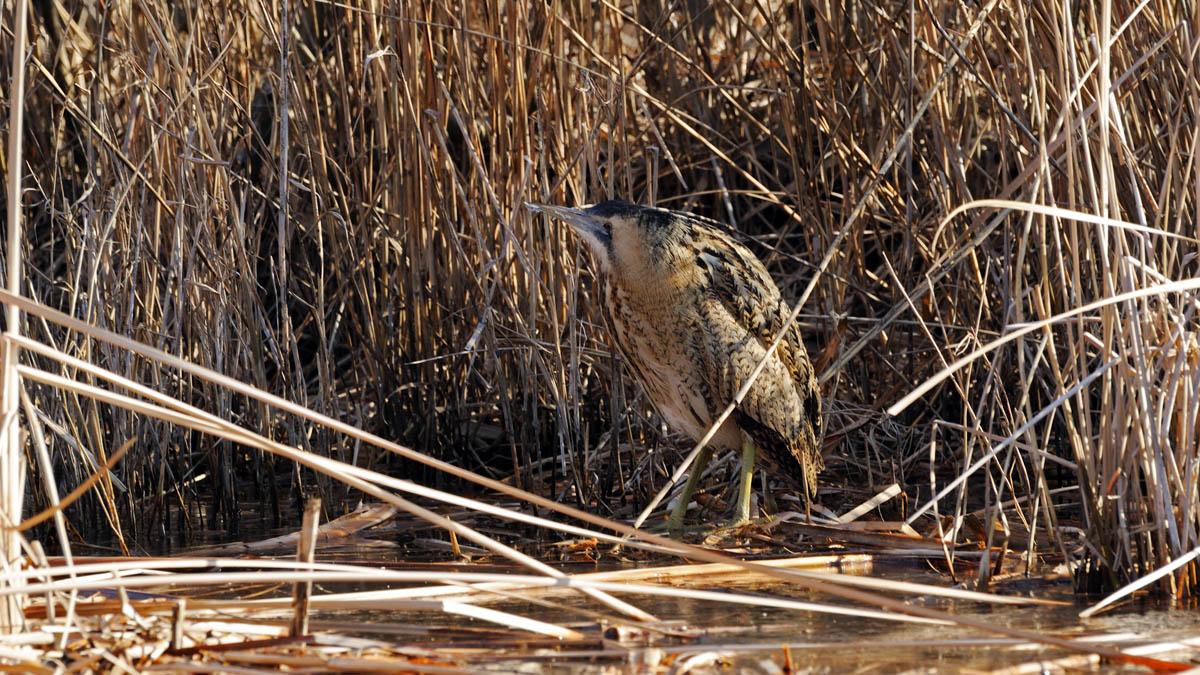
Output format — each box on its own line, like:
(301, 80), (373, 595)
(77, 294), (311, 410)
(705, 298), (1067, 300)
(527, 200), (822, 531)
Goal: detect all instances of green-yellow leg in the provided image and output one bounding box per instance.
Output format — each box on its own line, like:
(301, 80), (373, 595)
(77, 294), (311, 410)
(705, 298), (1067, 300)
(667, 446), (714, 534)
(731, 433), (756, 527)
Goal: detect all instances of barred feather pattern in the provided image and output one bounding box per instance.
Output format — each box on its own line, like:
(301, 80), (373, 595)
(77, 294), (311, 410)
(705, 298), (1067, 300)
(596, 209), (822, 500)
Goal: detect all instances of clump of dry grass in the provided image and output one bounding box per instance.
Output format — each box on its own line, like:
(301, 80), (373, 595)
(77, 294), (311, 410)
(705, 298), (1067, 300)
(6, 0), (1199, 593)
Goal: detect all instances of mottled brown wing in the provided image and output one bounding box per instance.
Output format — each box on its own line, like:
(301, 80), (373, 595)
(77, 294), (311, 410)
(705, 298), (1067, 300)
(692, 227), (823, 498)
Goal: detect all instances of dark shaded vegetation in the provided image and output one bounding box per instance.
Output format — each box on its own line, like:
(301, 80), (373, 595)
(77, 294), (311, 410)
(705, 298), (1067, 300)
(6, 0), (1198, 592)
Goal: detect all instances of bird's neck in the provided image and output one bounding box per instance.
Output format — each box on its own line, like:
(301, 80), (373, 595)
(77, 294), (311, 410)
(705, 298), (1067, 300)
(610, 266), (694, 306)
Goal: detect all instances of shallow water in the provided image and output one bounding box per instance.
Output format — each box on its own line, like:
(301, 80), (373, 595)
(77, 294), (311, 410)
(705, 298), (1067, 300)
(141, 503), (1200, 671)
(303, 556), (1200, 672)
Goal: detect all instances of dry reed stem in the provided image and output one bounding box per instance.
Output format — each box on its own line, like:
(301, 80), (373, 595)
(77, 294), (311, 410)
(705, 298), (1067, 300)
(1, 0), (32, 632)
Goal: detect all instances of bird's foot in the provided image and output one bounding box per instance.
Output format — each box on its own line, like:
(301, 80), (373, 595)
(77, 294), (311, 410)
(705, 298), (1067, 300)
(648, 519), (761, 543)
(657, 500), (700, 539)
(650, 505), (750, 540)
(662, 515), (686, 540)
(700, 516), (774, 546)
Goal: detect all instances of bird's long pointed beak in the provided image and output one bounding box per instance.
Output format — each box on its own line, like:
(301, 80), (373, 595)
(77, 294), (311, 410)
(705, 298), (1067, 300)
(525, 202), (606, 239)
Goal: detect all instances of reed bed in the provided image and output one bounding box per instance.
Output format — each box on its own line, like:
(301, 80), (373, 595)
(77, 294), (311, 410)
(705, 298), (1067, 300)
(3, 0), (1199, 620)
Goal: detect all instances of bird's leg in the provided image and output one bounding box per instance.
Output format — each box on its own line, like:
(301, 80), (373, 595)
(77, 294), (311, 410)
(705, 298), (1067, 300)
(730, 433), (757, 526)
(667, 445), (714, 534)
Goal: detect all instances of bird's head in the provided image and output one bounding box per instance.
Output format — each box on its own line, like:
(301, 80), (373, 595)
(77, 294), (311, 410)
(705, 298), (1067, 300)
(527, 200), (692, 282)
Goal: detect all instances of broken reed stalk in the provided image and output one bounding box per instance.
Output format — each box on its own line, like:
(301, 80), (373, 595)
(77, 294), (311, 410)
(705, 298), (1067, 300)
(290, 497), (319, 637)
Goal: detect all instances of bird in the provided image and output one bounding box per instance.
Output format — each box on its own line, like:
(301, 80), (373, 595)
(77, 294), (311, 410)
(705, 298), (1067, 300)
(527, 199), (822, 531)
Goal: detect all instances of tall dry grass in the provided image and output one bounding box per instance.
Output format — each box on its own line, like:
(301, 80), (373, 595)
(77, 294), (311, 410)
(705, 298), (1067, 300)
(5, 0), (1198, 592)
